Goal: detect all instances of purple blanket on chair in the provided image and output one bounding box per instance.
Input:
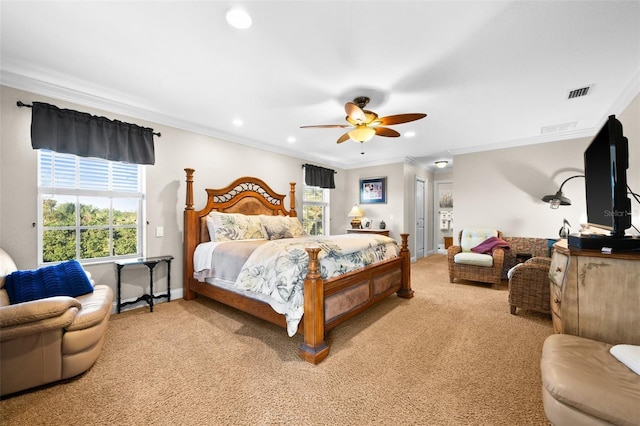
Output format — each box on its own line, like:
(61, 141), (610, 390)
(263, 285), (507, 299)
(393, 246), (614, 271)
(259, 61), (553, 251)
(471, 237), (511, 254)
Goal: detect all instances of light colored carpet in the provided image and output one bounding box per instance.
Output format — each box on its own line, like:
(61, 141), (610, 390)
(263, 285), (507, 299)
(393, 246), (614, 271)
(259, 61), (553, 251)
(1, 255), (553, 425)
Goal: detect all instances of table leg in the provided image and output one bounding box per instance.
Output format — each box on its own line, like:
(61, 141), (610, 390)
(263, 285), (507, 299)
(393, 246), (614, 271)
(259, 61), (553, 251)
(166, 259), (171, 302)
(117, 265), (123, 314)
(148, 263), (155, 312)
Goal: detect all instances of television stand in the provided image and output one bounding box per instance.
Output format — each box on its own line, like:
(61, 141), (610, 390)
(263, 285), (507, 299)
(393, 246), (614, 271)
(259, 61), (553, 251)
(568, 233), (640, 252)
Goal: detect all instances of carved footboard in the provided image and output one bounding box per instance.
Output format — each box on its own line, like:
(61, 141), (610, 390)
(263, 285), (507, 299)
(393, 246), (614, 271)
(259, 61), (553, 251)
(299, 234), (412, 364)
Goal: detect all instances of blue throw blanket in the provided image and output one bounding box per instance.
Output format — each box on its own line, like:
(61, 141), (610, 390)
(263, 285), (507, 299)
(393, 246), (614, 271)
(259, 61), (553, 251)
(4, 260), (94, 304)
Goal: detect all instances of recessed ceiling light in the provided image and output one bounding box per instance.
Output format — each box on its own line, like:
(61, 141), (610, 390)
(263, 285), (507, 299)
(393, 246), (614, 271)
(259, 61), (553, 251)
(232, 118), (243, 127)
(287, 136), (296, 144)
(226, 8), (252, 29)
(404, 131), (416, 138)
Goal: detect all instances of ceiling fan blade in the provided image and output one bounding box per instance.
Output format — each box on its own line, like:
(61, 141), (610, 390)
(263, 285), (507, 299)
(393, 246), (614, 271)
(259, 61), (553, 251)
(336, 132), (351, 144)
(345, 102), (366, 123)
(378, 113), (427, 126)
(300, 124), (351, 128)
(375, 127), (401, 137)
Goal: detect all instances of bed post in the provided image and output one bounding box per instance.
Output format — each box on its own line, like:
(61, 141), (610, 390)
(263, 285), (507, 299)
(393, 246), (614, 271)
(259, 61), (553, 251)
(397, 233), (414, 299)
(289, 182), (297, 217)
(299, 247), (329, 364)
(183, 168), (197, 300)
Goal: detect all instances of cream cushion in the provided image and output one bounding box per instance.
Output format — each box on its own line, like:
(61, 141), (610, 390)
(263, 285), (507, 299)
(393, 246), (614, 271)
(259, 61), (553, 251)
(454, 252), (494, 267)
(610, 344), (640, 375)
(453, 228), (499, 267)
(459, 228), (499, 252)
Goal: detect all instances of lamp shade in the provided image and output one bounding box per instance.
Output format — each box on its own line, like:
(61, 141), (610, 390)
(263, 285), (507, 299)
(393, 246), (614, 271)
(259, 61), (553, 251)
(348, 205), (365, 218)
(542, 191), (572, 209)
(541, 175), (584, 209)
(348, 205), (365, 229)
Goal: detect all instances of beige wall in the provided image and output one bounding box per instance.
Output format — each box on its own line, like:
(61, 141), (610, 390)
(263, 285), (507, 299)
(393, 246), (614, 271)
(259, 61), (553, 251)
(0, 86), (349, 302)
(2, 84), (638, 305)
(453, 94), (640, 241)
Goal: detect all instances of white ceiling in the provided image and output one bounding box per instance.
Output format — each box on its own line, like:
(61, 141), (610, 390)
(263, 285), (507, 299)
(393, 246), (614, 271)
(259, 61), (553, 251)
(2, 1), (639, 170)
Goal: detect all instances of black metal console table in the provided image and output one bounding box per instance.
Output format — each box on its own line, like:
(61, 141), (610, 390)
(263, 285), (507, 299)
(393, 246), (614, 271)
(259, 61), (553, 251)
(116, 255), (173, 313)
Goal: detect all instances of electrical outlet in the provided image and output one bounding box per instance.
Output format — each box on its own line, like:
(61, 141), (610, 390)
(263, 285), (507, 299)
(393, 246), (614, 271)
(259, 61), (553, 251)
(389, 214), (394, 221)
(156, 226), (164, 237)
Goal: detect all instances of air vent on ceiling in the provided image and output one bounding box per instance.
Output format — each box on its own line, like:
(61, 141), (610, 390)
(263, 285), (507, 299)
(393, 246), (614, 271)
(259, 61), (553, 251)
(541, 121), (577, 134)
(567, 85), (593, 99)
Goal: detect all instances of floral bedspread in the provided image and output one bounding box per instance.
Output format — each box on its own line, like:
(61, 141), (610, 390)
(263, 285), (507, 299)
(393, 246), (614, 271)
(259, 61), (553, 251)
(235, 234), (399, 336)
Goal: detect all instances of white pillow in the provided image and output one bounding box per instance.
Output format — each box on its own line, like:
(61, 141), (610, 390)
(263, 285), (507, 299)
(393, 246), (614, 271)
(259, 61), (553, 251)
(610, 344), (640, 375)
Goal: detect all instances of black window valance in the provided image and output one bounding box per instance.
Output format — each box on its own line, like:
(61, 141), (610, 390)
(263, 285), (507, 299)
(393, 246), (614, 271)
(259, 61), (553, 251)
(304, 164), (336, 189)
(29, 101), (156, 165)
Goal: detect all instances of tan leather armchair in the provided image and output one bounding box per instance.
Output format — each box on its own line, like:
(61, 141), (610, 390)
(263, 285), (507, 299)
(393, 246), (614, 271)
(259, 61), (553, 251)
(447, 228), (506, 286)
(0, 248), (113, 396)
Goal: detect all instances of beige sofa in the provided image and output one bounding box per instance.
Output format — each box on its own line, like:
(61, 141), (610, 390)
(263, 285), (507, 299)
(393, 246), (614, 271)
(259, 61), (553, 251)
(541, 334), (640, 426)
(0, 248), (113, 396)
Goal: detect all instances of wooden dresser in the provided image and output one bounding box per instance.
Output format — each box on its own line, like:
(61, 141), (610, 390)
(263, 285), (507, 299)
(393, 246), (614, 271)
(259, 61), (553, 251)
(549, 239), (640, 345)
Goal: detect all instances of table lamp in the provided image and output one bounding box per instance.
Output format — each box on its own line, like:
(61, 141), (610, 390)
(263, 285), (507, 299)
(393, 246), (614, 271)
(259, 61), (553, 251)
(348, 205), (365, 229)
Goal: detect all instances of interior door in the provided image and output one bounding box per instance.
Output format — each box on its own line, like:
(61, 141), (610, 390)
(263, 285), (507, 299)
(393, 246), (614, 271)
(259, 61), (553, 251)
(415, 177), (426, 258)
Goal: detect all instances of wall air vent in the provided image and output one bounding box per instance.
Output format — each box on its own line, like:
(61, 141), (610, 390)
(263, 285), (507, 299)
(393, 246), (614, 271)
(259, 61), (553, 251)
(567, 85), (593, 99)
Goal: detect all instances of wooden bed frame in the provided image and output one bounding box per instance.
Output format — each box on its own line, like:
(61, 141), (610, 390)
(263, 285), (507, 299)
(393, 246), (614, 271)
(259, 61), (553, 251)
(183, 169), (413, 364)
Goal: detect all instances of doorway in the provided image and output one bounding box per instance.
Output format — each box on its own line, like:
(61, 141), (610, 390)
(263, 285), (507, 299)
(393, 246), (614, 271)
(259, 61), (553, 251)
(434, 180), (453, 254)
(415, 176), (427, 259)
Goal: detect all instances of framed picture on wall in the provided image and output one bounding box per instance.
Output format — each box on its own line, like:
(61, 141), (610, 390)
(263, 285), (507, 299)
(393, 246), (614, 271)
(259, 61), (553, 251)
(439, 189), (453, 208)
(360, 177), (387, 204)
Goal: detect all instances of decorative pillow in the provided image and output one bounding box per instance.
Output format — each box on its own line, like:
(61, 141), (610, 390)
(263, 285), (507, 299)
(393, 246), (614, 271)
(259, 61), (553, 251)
(4, 260), (94, 304)
(259, 215), (305, 240)
(610, 344), (640, 375)
(206, 212), (268, 242)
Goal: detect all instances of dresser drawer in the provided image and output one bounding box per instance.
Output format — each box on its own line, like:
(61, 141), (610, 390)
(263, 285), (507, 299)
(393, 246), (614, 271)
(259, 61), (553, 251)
(549, 251), (568, 286)
(550, 282), (563, 333)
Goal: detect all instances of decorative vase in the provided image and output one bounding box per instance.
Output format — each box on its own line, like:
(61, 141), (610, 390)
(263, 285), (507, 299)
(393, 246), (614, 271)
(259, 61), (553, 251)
(379, 220), (386, 230)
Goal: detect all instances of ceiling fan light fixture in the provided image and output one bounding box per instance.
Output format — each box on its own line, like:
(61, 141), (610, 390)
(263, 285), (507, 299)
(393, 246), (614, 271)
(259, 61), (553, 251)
(435, 160), (448, 168)
(348, 126), (376, 143)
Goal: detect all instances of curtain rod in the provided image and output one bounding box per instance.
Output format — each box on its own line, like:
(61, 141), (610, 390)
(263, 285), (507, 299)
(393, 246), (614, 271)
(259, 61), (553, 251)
(17, 101), (162, 137)
(302, 163), (337, 174)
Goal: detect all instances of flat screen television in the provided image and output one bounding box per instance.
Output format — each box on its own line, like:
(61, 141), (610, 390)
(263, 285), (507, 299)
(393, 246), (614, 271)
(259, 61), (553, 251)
(569, 114), (639, 251)
(585, 115), (631, 236)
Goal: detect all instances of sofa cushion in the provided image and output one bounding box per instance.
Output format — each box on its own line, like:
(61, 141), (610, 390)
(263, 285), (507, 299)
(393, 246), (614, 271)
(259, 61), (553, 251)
(4, 260), (94, 304)
(541, 334), (640, 426)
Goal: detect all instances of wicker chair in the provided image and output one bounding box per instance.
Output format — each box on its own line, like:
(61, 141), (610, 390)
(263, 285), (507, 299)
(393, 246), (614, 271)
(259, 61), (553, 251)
(508, 257), (552, 315)
(447, 229), (506, 286)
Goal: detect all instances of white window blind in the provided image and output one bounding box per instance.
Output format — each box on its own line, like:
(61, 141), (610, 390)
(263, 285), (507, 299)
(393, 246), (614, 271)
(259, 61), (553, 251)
(38, 150), (144, 264)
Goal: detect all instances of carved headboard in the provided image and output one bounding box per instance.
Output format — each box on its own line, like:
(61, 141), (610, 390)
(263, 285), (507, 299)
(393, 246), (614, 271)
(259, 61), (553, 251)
(183, 169), (297, 287)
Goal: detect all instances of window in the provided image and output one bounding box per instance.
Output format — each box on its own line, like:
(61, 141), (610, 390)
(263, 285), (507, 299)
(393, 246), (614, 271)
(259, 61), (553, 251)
(302, 185), (329, 236)
(38, 150), (144, 265)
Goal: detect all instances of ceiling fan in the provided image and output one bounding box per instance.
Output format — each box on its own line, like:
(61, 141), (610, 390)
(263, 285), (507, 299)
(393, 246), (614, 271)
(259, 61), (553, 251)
(300, 96), (427, 144)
